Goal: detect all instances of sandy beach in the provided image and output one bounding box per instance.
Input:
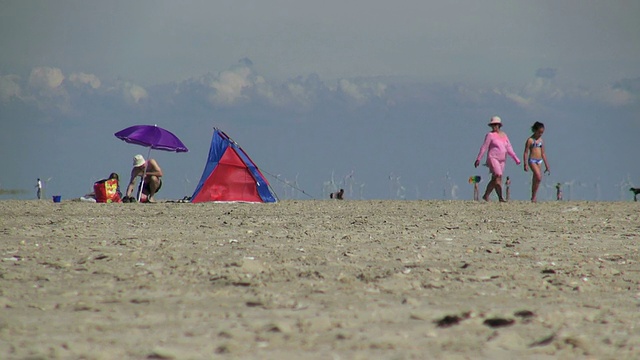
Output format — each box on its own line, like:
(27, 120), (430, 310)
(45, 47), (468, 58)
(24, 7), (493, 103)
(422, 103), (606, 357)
(1, 199), (639, 359)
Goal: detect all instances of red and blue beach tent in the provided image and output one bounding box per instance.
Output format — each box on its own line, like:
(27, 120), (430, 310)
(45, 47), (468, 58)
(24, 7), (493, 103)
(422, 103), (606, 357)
(191, 128), (278, 203)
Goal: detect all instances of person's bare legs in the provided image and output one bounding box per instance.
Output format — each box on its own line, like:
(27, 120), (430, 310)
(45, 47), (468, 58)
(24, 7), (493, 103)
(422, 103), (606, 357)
(146, 176), (160, 203)
(493, 175), (505, 202)
(530, 164), (542, 202)
(482, 175), (499, 201)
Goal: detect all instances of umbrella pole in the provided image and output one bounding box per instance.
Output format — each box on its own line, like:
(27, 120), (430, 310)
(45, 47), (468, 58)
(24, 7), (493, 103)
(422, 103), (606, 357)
(137, 147), (152, 202)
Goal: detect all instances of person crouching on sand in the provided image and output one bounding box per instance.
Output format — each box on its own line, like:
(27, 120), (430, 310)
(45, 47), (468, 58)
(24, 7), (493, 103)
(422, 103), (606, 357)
(126, 154), (163, 203)
(330, 189), (344, 200)
(474, 116), (521, 202)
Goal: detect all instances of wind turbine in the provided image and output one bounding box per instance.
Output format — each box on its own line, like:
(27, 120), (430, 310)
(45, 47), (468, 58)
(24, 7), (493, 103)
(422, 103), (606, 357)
(183, 175), (191, 197)
(615, 175), (633, 201)
(388, 172), (399, 199)
(274, 174), (283, 197)
(443, 172), (451, 199)
(343, 170), (355, 198)
(442, 172), (458, 200)
(624, 175), (634, 201)
(42, 177), (53, 199)
(450, 183), (459, 200)
(358, 183), (366, 200)
(323, 171), (337, 199)
(396, 181), (406, 200)
(282, 177), (291, 199)
(562, 180), (574, 201)
(275, 174), (292, 199)
(388, 172), (395, 199)
(285, 175), (300, 199)
(388, 173), (405, 199)
(292, 173), (300, 200)
(424, 179), (434, 200)
(577, 181), (588, 200)
(563, 180), (586, 201)
(539, 178), (553, 201)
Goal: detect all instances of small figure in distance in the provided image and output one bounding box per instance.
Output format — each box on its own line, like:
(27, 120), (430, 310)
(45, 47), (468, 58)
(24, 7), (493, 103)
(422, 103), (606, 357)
(126, 154), (163, 203)
(469, 176), (481, 201)
(474, 181), (479, 201)
(630, 187), (640, 202)
(523, 121), (550, 202)
(505, 176), (511, 202)
(555, 183), (563, 201)
(330, 189), (344, 200)
(36, 178), (42, 200)
(474, 116), (521, 202)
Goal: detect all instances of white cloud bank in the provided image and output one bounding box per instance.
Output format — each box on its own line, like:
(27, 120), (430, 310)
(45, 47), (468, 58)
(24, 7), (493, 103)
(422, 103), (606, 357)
(28, 67), (65, 91)
(209, 67), (253, 106)
(121, 82), (148, 104)
(68, 72), (101, 89)
(0, 75), (21, 102)
(2, 62), (638, 123)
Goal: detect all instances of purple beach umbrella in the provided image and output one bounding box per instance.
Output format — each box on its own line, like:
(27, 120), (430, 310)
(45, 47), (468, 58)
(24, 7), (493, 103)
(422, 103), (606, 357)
(114, 124), (188, 152)
(115, 124), (188, 200)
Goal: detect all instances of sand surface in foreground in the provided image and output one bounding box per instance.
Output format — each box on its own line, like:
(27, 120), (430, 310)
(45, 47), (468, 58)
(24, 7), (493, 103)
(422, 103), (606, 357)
(1, 199), (639, 359)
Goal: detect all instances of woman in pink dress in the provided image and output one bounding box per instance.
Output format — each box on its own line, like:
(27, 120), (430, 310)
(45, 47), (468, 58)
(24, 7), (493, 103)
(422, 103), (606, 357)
(474, 116), (521, 202)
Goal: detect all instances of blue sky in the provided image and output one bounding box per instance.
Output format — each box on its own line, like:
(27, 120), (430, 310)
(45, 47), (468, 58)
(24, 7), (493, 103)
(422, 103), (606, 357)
(1, 1), (639, 201)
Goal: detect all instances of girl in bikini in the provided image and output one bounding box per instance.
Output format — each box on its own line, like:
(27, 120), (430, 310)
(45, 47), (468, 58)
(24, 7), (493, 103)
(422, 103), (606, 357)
(523, 121), (550, 202)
